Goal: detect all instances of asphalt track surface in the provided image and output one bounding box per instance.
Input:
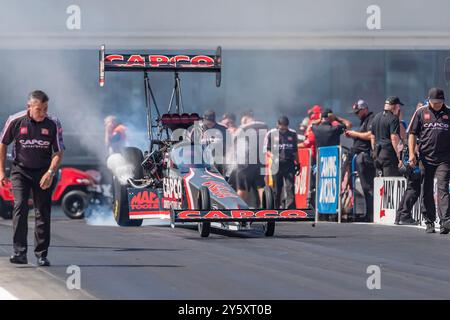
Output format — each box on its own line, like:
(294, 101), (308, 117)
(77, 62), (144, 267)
(1, 207), (450, 300)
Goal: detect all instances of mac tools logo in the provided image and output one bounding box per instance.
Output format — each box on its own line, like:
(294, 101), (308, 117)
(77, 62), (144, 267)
(130, 191), (159, 210)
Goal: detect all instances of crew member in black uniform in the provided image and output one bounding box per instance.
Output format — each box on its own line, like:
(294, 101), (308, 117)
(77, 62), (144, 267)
(370, 96), (403, 177)
(311, 109), (351, 221)
(395, 101), (426, 226)
(395, 144), (421, 225)
(0, 90), (64, 266)
(190, 110), (228, 174)
(265, 116), (300, 209)
(408, 88), (450, 234)
(344, 100), (375, 221)
(234, 110), (268, 207)
(312, 109), (352, 148)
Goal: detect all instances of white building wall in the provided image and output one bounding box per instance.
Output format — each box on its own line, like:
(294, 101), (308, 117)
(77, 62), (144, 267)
(1, 0), (450, 49)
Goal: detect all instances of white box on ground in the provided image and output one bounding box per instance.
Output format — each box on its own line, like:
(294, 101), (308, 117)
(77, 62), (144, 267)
(373, 177), (408, 225)
(374, 177), (447, 226)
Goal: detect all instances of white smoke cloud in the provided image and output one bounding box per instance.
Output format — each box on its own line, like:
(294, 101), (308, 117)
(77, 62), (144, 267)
(85, 204), (118, 226)
(106, 153), (133, 185)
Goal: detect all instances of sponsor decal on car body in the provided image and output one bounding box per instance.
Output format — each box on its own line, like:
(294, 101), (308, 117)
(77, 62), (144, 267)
(163, 177), (183, 200)
(175, 209), (309, 220)
(130, 190), (160, 210)
(201, 181), (238, 199)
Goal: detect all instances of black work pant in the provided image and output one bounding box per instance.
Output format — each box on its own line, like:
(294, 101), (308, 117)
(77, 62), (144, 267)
(272, 161), (295, 209)
(355, 152), (375, 221)
(376, 147), (400, 177)
(11, 164), (54, 258)
(421, 161), (450, 225)
(396, 172), (422, 222)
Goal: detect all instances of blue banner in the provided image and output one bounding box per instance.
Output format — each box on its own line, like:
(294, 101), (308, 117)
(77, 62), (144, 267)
(317, 146), (340, 214)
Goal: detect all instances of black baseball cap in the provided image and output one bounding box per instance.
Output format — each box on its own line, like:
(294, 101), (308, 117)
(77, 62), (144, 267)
(385, 96), (404, 106)
(321, 108), (333, 118)
(203, 109), (216, 122)
(428, 87), (445, 103)
(352, 99), (369, 113)
(278, 116), (289, 126)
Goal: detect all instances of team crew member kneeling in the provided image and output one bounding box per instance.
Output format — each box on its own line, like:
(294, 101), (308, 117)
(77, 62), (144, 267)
(408, 88), (450, 234)
(0, 90), (65, 266)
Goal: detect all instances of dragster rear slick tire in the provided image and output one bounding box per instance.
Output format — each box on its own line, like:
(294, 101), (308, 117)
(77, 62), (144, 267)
(123, 147), (145, 179)
(112, 147), (144, 227)
(198, 187), (211, 237)
(262, 186), (275, 237)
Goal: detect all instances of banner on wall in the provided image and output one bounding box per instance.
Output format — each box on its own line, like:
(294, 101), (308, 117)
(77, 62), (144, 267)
(374, 177), (448, 225)
(295, 148), (312, 209)
(373, 177), (408, 225)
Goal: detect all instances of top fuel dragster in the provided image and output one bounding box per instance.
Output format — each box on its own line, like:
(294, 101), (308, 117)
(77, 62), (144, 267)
(99, 45), (314, 237)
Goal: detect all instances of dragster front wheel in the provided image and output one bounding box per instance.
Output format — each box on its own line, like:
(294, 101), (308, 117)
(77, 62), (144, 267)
(197, 187), (211, 237)
(262, 186), (275, 237)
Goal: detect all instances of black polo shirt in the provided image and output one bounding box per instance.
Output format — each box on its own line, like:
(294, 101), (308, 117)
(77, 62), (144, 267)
(1, 111), (65, 169)
(352, 112), (374, 154)
(371, 110), (400, 149)
(311, 121), (345, 148)
(265, 128), (298, 163)
(407, 104), (450, 165)
(234, 120), (268, 168)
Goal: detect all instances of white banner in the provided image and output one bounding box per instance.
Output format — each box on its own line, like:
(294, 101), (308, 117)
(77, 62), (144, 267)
(374, 177), (408, 225)
(374, 177), (447, 226)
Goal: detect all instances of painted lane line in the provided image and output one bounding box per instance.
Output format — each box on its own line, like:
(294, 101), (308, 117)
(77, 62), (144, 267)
(0, 287), (18, 300)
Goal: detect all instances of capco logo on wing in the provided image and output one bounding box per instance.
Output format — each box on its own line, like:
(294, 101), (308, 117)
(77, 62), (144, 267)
(106, 54), (215, 68)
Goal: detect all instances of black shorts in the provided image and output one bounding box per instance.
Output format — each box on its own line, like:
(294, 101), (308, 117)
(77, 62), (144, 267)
(235, 165), (265, 191)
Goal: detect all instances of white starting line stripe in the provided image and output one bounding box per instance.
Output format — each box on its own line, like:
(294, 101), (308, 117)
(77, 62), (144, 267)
(0, 287), (18, 300)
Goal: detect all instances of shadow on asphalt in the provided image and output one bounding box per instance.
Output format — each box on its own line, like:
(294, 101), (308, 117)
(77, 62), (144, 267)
(273, 235), (338, 239)
(176, 225), (338, 240)
(0, 244), (183, 252)
(48, 264), (184, 268)
(2, 265), (36, 269)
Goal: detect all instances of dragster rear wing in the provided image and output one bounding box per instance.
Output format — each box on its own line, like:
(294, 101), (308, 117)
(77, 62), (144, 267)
(99, 45), (222, 87)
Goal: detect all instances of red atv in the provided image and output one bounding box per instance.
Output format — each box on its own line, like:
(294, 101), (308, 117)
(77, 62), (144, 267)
(0, 167), (103, 220)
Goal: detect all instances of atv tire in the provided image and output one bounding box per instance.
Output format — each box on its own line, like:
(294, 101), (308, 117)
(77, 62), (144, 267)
(112, 147), (144, 227)
(61, 190), (88, 219)
(197, 187), (211, 237)
(262, 186), (275, 237)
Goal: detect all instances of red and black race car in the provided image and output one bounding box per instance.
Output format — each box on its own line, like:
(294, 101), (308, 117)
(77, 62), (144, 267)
(100, 45), (314, 237)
